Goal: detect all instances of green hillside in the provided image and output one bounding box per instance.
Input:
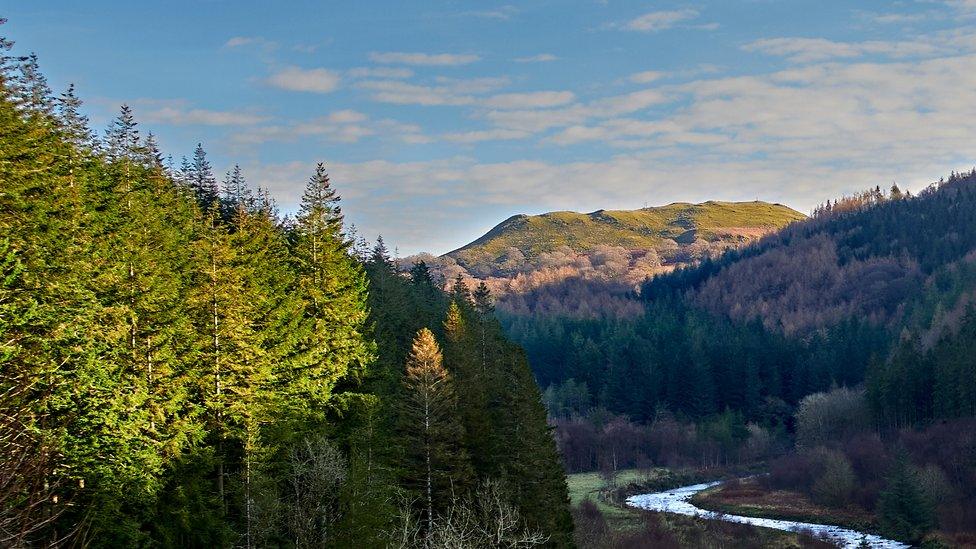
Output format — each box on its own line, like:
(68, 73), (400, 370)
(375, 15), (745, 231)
(447, 200), (806, 273)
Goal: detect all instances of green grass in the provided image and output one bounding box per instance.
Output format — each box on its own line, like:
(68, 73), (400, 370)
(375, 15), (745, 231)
(566, 468), (670, 531)
(566, 469), (838, 548)
(446, 201), (806, 271)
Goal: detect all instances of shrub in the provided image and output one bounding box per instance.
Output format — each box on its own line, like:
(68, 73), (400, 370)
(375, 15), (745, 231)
(795, 387), (871, 449)
(810, 448), (856, 507)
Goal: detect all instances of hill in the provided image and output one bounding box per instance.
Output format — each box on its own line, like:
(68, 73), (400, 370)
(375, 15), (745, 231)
(445, 201), (806, 277)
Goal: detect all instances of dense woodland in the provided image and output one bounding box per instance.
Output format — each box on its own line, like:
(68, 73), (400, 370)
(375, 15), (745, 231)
(0, 25), (572, 547)
(501, 175), (976, 544)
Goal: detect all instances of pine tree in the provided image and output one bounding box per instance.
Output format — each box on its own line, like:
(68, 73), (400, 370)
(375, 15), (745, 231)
(397, 328), (473, 534)
(141, 132), (165, 169)
(55, 83), (94, 151)
(878, 454), (935, 543)
(221, 164), (250, 219)
(409, 261), (433, 286)
(0, 18), (23, 96)
(15, 53), (52, 116)
(189, 143), (218, 209)
(451, 274), (471, 304)
(472, 281), (495, 374)
(290, 163), (372, 408)
(104, 105), (140, 162)
(442, 301), (497, 475)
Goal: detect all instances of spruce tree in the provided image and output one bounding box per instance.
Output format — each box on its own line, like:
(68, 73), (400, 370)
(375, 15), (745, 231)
(878, 454), (935, 543)
(221, 164), (249, 219)
(15, 52), (52, 116)
(290, 163), (372, 409)
(55, 83), (94, 151)
(189, 143), (218, 209)
(104, 104), (140, 162)
(396, 328), (473, 534)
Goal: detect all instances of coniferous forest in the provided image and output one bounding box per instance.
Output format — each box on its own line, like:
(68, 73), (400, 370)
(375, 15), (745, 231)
(6, 7), (976, 549)
(0, 23), (572, 547)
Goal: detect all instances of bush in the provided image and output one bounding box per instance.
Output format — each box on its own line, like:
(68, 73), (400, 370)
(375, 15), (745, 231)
(810, 448), (856, 507)
(795, 387), (871, 449)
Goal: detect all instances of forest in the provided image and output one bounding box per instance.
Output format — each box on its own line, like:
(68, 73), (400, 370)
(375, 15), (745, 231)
(501, 176), (976, 545)
(0, 24), (572, 547)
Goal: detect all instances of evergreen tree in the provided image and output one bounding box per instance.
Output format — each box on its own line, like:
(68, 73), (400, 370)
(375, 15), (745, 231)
(15, 52), (51, 116)
(104, 104), (140, 162)
(451, 273), (471, 304)
(221, 164), (249, 218)
(141, 131), (165, 169)
(54, 83), (94, 151)
(878, 454), (935, 543)
(396, 328), (473, 534)
(290, 163), (372, 407)
(189, 143), (218, 209)
(409, 261), (433, 286)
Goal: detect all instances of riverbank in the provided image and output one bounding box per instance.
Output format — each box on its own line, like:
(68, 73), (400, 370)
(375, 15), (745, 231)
(567, 468), (835, 548)
(626, 480), (909, 548)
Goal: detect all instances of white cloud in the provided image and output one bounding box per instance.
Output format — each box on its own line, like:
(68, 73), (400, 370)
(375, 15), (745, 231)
(225, 36), (256, 48)
(267, 66), (341, 93)
(328, 109), (368, 123)
(369, 51), (481, 66)
(232, 110), (428, 146)
(483, 91), (575, 109)
(465, 6), (518, 20)
(743, 37), (941, 63)
(479, 88), (669, 133)
(629, 70), (666, 84)
(127, 99), (269, 126)
(347, 67), (415, 79)
(144, 107), (269, 126)
(622, 9), (698, 32)
(223, 36), (277, 50)
(357, 77), (509, 106)
(442, 129), (532, 143)
(514, 53), (558, 63)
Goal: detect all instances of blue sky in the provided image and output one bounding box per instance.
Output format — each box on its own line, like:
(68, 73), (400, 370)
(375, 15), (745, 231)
(6, 1), (976, 254)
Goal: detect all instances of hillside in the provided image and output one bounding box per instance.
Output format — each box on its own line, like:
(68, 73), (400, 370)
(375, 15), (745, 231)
(446, 201), (806, 277)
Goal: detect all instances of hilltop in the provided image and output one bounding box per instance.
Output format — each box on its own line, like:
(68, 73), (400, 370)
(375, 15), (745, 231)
(445, 201), (806, 277)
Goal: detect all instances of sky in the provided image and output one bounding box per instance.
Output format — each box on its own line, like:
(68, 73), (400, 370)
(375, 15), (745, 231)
(5, 1), (976, 255)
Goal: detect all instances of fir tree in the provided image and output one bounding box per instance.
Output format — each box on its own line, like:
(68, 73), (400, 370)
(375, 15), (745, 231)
(397, 328), (473, 534)
(104, 104), (140, 162)
(15, 52), (52, 116)
(221, 164), (250, 218)
(878, 453), (935, 543)
(189, 143), (218, 209)
(290, 163), (372, 406)
(54, 83), (94, 151)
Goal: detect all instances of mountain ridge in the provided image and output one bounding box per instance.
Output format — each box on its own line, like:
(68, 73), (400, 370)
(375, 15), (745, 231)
(444, 200), (806, 277)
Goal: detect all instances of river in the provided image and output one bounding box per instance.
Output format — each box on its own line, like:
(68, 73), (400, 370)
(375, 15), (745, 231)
(626, 481), (910, 548)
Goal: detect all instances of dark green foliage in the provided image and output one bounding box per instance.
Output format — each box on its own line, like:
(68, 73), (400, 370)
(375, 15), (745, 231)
(0, 37), (570, 548)
(364, 252), (574, 546)
(878, 454), (936, 543)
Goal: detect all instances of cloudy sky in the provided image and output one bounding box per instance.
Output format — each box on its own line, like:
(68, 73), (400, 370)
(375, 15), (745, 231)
(7, 1), (976, 254)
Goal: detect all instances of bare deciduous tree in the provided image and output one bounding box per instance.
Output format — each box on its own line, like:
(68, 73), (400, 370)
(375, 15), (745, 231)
(286, 434), (347, 548)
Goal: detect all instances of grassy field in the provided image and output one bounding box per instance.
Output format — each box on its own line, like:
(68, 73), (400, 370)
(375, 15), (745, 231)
(690, 478), (879, 534)
(566, 469), (660, 531)
(566, 469), (835, 548)
(447, 201), (806, 270)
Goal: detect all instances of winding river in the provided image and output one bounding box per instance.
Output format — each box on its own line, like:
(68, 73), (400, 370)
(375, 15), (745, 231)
(626, 481), (910, 549)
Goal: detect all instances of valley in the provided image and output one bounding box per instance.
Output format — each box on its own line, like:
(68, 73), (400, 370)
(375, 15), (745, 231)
(5, 4), (976, 548)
